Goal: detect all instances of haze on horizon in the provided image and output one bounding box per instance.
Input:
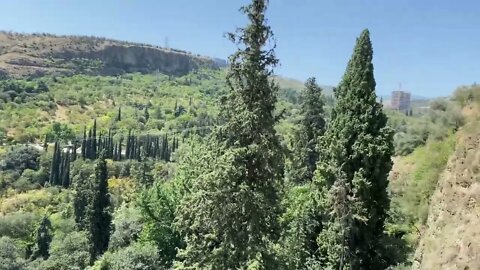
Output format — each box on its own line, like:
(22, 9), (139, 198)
(0, 0), (479, 97)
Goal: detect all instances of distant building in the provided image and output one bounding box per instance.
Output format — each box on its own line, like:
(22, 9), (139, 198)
(391, 91), (411, 111)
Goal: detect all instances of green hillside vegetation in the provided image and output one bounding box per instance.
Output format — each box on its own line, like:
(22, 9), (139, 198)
(0, 0), (476, 269)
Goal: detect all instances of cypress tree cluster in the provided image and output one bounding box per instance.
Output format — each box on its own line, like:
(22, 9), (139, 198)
(82, 120), (98, 160)
(124, 132), (177, 161)
(80, 120), (178, 162)
(49, 141), (71, 187)
(175, 0), (284, 268)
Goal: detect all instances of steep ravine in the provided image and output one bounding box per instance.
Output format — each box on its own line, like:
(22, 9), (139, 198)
(413, 116), (480, 269)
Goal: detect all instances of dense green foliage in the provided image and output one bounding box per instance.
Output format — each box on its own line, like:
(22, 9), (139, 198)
(30, 215), (53, 260)
(289, 77), (326, 184)
(174, 1), (284, 268)
(312, 30), (394, 269)
(0, 1), (472, 269)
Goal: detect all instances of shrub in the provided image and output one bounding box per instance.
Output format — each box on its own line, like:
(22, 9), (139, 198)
(0, 145), (40, 175)
(39, 231), (91, 270)
(109, 204), (143, 250)
(0, 236), (25, 270)
(102, 242), (160, 270)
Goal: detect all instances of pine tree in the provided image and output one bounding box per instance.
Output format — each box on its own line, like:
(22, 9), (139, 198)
(313, 29), (394, 269)
(31, 215), (53, 260)
(290, 77), (325, 184)
(175, 0), (284, 268)
(89, 151), (112, 262)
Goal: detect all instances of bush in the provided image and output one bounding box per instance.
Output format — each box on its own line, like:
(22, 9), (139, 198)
(391, 133), (456, 227)
(45, 122), (76, 142)
(0, 236), (25, 270)
(109, 204), (144, 250)
(0, 212), (38, 240)
(0, 145), (40, 175)
(39, 231), (91, 270)
(103, 242), (160, 270)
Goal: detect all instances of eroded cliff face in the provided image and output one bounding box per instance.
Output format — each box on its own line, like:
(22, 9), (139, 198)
(413, 106), (480, 270)
(0, 32), (226, 78)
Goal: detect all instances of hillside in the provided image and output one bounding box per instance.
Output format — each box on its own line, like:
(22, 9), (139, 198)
(0, 28), (475, 270)
(385, 85), (480, 269)
(412, 102), (480, 270)
(0, 31), (226, 78)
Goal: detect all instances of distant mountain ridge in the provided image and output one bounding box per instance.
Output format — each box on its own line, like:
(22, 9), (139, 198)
(274, 75), (334, 95)
(0, 31), (227, 78)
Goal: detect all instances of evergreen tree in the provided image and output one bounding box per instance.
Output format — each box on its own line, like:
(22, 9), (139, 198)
(290, 77), (325, 184)
(92, 119), (97, 159)
(31, 215), (53, 260)
(43, 135), (48, 151)
(49, 141), (61, 185)
(144, 106), (150, 121)
(175, 0), (284, 268)
(89, 151), (112, 261)
(81, 126), (87, 160)
(72, 141), (77, 161)
(117, 106), (122, 121)
(73, 161), (95, 231)
(280, 78), (325, 268)
(60, 150), (71, 188)
(313, 29), (394, 269)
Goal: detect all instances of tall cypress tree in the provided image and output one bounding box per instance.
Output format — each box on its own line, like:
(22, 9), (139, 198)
(313, 29), (394, 269)
(31, 215), (53, 260)
(144, 106), (150, 121)
(117, 106), (122, 121)
(89, 151), (112, 262)
(92, 119), (97, 159)
(175, 0), (283, 268)
(81, 126), (87, 160)
(61, 151), (70, 188)
(49, 141), (61, 185)
(290, 77), (326, 184)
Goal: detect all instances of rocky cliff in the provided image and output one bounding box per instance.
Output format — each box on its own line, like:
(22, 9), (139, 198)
(413, 105), (480, 270)
(0, 31), (226, 78)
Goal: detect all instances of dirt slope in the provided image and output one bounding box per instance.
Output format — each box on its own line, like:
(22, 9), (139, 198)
(413, 106), (480, 270)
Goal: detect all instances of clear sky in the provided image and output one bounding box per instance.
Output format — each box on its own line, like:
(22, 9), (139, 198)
(0, 0), (479, 97)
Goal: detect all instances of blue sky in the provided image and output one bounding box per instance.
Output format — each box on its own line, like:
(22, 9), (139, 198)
(0, 0), (479, 97)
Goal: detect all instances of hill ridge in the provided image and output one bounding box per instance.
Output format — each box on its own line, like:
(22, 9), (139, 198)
(0, 31), (227, 78)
